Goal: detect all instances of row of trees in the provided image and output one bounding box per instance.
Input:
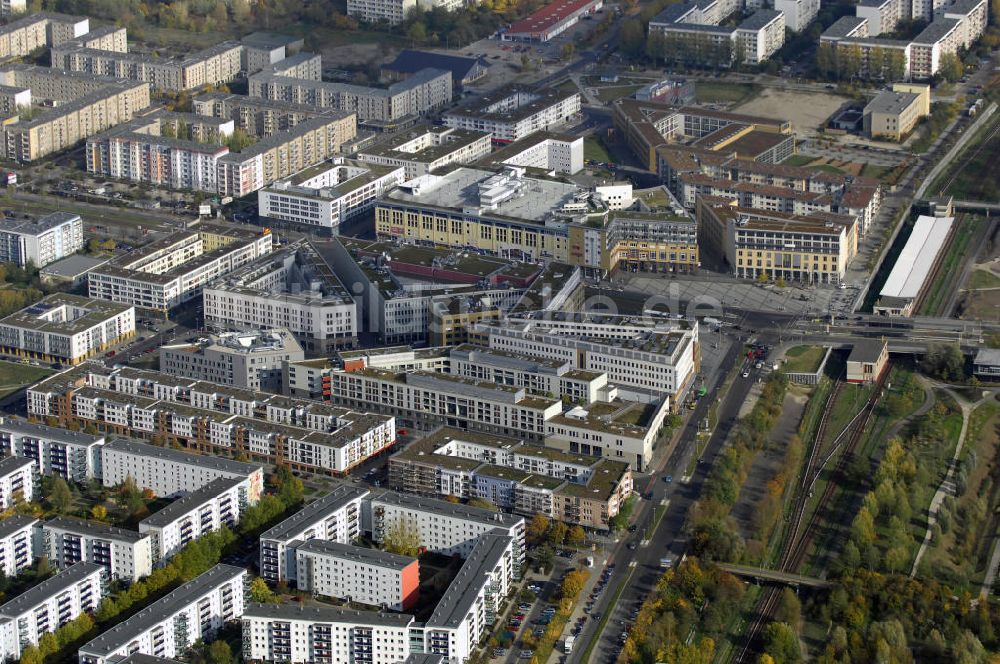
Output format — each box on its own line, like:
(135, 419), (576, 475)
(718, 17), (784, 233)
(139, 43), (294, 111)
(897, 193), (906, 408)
(17, 614), (95, 664)
(815, 42), (908, 83)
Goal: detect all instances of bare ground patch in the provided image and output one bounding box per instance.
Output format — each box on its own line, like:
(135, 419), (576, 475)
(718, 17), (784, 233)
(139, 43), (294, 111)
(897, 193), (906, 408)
(733, 88), (851, 136)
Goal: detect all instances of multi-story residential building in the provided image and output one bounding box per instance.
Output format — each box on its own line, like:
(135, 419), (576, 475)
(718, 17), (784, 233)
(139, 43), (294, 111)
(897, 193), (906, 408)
(0, 562), (105, 662)
(76, 564), (247, 664)
(27, 365), (397, 476)
(734, 10), (786, 64)
(49, 25), (127, 67)
(240, 31), (305, 75)
(0, 456), (34, 507)
(40, 517), (152, 583)
(160, 329), (304, 392)
(138, 477), (249, 564)
(422, 529), (516, 662)
(265, 52), (323, 80)
(944, 0), (988, 48)
(0, 294), (134, 365)
(389, 427), (634, 529)
(0, 13), (89, 61)
(0, 212), (83, 268)
(87, 224), (273, 314)
(192, 93), (348, 139)
(649, 5), (785, 65)
(0, 66), (149, 163)
(476, 132), (584, 175)
(294, 541), (419, 611)
(202, 240), (358, 353)
(0, 0), (25, 17)
(774, 0), (819, 31)
(259, 484), (369, 583)
(356, 126), (492, 179)
(258, 159), (406, 233)
(248, 68), (452, 124)
(0, 516), (37, 577)
(0, 419), (105, 483)
(443, 87), (581, 143)
(854, 0), (902, 35)
(241, 603), (418, 664)
(365, 490), (525, 562)
(99, 438), (263, 500)
(346, 0), (464, 25)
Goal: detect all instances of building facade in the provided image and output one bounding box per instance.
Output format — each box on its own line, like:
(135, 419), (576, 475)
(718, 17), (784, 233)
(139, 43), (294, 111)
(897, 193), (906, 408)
(443, 87), (581, 143)
(0, 516), (36, 578)
(40, 517), (152, 583)
(0, 419), (105, 483)
(160, 329), (304, 392)
(294, 540), (419, 611)
(0, 456), (34, 508)
(0, 213), (83, 268)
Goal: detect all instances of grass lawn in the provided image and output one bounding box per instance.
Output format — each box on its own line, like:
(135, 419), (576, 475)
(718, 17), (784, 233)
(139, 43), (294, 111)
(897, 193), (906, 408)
(919, 216), (982, 316)
(810, 163), (846, 174)
(861, 163), (891, 180)
(934, 114), (1000, 200)
(782, 345), (826, 374)
(594, 84), (643, 103)
(694, 81), (760, 106)
(0, 361), (52, 398)
(968, 269), (1000, 290)
(584, 136), (612, 163)
(782, 154), (816, 167)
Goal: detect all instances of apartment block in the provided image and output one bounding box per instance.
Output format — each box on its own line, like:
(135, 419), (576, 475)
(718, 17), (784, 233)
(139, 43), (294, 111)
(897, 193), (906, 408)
(0, 212), (83, 268)
(443, 87), (581, 143)
(0, 13), (88, 60)
(259, 484), (369, 583)
(0, 562), (105, 662)
(258, 159), (406, 233)
(101, 437), (264, 501)
(192, 93), (346, 139)
(202, 240), (359, 353)
(249, 68), (452, 124)
(0, 456), (34, 507)
(0, 293), (134, 365)
(477, 132), (584, 175)
(265, 52), (323, 80)
(0, 419), (105, 483)
(161, 329), (304, 392)
(357, 125), (492, 179)
(87, 223), (273, 313)
(0, 516), (36, 578)
(139, 477), (249, 564)
(77, 564), (247, 664)
(241, 31), (305, 74)
(49, 25), (127, 67)
(774, 0), (819, 31)
(40, 517), (152, 583)
(294, 540), (419, 611)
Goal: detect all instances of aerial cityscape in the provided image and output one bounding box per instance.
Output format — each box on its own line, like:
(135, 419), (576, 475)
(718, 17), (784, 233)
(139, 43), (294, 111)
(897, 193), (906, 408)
(0, 0), (993, 662)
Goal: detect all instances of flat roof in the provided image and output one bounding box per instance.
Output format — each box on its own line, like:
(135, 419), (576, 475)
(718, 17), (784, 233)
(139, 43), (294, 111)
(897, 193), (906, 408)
(848, 339), (886, 364)
(738, 8), (783, 29)
(426, 530), (512, 628)
(0, 562), (103, 618)
(0, 455), (33, 477)
(974, 348), (1000, 365)
(104, 438), (262, 477)
(0, 419), (104, 448)
(508, 0), (601, 35)
(0, 293), (131, 335)
(78, 565), (245, 657)
(821, 15), (868, 38)
(913, 17), (959, 44)
(359, 126), (490, 163)
(241, 31), (302, 49)
(880, 215), (955, 299)
(445, 86), (579, 123)
(371, 489), (523, 527)
(43, 516), (148, 543)
(865, 91), (920, 115)
(243, 602), (414, 627)
(261, 484), (370, 542)
(0, 515), (37, 540)
(383, 50), (486, 82)
(139, 476), (246, 528)
(294, 540), (416, 570)
(39, 254), (112, 278)
(0, 211), (79, 237)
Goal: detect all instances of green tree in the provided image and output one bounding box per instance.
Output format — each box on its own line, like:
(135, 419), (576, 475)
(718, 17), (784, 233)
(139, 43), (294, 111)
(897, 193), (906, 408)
(19, 645), (43, 664)
(207, 639), (235, 664)
(534, 543), (555, 572)
(467, 497), (499, 512)
(548, 521), (568, 546)
(938, 53), (964, 83)
(249, 577), (280, 603)
(921, 343), (965, 380)
(567, 525), (586, 546)
(50, 477), (72, 514)
(776, 588), (801, 628)
(851, 506), (876, 549)
(560, 42), (575, 61)
(762, 622), (801, 664)
(383, 516), (422, 556)
(38, 631), (58, 657)
(527, 513), (550, 544)
(620, 18), (645, 57)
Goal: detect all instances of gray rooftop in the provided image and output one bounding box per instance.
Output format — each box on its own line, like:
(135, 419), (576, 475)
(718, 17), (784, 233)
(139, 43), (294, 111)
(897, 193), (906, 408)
(110, 655), (185, 664)
(426, 530), (512, 629)
(0, 418), (104, 446)
(39, 254), (113, 279)
(370, 489), (523, 528)
(44, 516), (148, 543)
(104, 438), (262, 477)
(0, 515), (37, 540)
(865, 91), (920, 115)
(0, 455), (34, 476)
(242, 602), (415, 626)
(822, 15), (868, 38)
(913, 17), (959, 44)
(444, 86), (579, 123)
(139, 477), (246, 528)
(0, 293), (131, 335)
(295, 540), (416, 570)
(738, 8), (783, 29)
(973, 348), (1000, 366)
(241, 31), (303, 50)
(79, 564), (246, 657)
(847, 339), (886, 364)
(944, 0), (986, 14)
(0, 212), (80, 237)
(261, 484), (370, 542)
(0, 562), (103, 619)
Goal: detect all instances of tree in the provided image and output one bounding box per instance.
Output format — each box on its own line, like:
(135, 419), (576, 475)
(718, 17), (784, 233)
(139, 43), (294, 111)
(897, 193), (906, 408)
(763, 622), (801, 664)
(534, 543), (555, 572)
(851, 506), (876, 549)
(567, 525), (586, 546)
(250, 577), (280, 603)
(383, 516), (422, 556)
(468, 497), (499, 512)
(90, 504), (108, 521)
(38, 631), (58, 657)
(560, 42), (575, 61)
(620, 18), (645, 57)
(207, 639), (235, 664)
(527, 514), (550, 544)
(19, 645), (42, 664)
(776, 588), (801, 628)
(50, 477), (72, 514)
(922, 343), (965, 380)
(938, 53), (964, 83)
(548, 521), (568, 546)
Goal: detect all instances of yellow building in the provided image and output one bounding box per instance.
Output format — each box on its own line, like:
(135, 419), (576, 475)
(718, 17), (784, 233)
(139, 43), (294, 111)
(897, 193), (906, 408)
(863, 89), (928, 141)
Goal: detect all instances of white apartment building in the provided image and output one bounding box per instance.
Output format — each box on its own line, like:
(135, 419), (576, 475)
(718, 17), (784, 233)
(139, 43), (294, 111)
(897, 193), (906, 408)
(356, 126), (492, 179)
(0, 212), (83, 268)
(365, 490), (525, 562)
(0, 419), (105, 483)
(482, 132), (584, 175)
(0, 562), (105, 662)
(203, 241), (359, 354)
(0, 0), (25, 17)
(423, 530), (515, 663)
(241, 604), (417, 664)
(138, 477), (249, 565)
(443, 87), (582, 143)
(88, 224), (274, 314)
(294, 540), (419, 611)
(0, 293), (135, 365)
(855, 0), (902, 35)
(40, 517), (152, 583)
(258, 158), (406, 233)
(160, 329), (305, 392)
(774, 0), (819, 31)
(0, 516), (37, 578)
(77, 564), (248, 664)
(346, 0), (465, 24)
(0, 456), (34, 507)
(735, 10), (786, 64)
(260, 485), (369, 583)
(943, 0), (987, 49)
(100, 437), (264, 502)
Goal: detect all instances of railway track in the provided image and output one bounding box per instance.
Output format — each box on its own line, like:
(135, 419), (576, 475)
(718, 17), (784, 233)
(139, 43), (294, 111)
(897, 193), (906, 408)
(937, 114), (1000, 196)
(734, 370), (889, 663)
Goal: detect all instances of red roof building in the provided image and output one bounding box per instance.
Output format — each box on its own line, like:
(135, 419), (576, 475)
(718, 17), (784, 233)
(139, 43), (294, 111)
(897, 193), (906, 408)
(504, 0), (604, 41)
